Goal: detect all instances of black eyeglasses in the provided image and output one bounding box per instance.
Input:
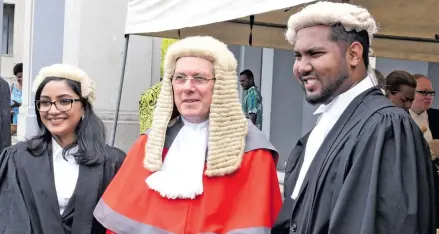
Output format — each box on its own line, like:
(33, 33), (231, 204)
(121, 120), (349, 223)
(35, 98), (82, 112)
(416, 90), (436, 96)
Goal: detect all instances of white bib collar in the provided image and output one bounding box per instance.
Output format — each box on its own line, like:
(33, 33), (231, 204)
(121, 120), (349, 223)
(145, 117), (209, 199)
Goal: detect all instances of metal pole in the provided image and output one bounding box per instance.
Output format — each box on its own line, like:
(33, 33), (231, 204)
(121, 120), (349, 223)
(110, 34), (130, 146)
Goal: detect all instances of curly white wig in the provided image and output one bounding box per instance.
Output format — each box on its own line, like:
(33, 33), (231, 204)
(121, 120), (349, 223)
(32, 64), (96, 106)
(144, 36), (248, 177)
(286, 1), (378, 55)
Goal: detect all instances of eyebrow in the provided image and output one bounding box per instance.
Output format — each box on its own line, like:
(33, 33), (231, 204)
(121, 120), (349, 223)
(40, 94), (75, 99)
(294, 47), (326, 55)
(174, 72), (209, 77)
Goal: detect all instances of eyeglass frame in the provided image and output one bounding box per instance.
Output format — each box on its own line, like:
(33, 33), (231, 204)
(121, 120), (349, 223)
(35, 98), (82, 112)
(171, 75), (216, 86)
(416, 90), (436, 96)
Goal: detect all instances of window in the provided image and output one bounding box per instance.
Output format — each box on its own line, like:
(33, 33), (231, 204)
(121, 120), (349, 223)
(2, 4), (14, 55)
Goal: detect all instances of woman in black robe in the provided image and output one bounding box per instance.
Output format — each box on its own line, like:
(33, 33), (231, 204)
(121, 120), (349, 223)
(0, 64), (126, 234)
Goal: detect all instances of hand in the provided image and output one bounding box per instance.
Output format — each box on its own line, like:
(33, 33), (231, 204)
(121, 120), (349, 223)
(428, 140), (439, 160)
(12, 100), (21, 108)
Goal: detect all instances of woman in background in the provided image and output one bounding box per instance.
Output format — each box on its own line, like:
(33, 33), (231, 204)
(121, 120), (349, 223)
(0, 64), (126, 234)
(10, 63), (22, 124)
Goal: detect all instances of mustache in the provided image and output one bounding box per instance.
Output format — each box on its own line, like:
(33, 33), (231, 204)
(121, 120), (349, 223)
(298, 73), (319, 81)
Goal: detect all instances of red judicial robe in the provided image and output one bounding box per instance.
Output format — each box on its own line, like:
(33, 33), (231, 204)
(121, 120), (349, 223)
(94, 119), (282, 234)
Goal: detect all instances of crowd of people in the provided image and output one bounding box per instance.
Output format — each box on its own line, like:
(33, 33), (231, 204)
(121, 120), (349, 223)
(0, 1), (438, 234)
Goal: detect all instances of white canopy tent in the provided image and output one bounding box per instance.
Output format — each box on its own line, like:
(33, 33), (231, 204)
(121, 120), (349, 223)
(110, 0), (439, 145)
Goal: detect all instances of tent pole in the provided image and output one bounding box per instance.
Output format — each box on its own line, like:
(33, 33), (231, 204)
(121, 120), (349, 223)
(110, 34), (130, 147)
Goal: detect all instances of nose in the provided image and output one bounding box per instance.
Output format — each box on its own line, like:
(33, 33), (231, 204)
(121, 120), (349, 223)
(295, 59), (312, 78)
(48, 103), (61, 114)
(425, 95), (433, 101)
(181, 79), (196, 92)
(405, 101), (412, 110)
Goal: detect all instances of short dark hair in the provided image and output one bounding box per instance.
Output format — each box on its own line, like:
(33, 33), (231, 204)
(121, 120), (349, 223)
(13, 63), (23, 76)
(329, 23), (370, 68)
(385, 70), (417, 93)
(240, 69), (254, 80)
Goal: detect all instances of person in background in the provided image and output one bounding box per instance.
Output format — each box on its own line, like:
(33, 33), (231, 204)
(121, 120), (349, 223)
(0, 76), (11, 153)
(10, 63), (23, 124)
(408, 73), (439, 229)
(139, 80), (162, 133)
(0, 64), (126, 234)
(138, 39), (180, 133)
(272, 2), (434, 233)
(410, 74), (439, 140)
(384, 70), (416, 111)
(239, 69), (263, 130)
(94, 36), (281, 234)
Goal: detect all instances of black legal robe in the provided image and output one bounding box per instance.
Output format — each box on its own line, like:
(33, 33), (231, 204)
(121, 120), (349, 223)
(0, 142), (126, 234)
(0, 77), (11, 153)
(426, 108), (439, 228)
(272, 87), (436, 234)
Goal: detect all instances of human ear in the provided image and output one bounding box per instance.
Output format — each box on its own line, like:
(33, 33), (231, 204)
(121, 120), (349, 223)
(347, 42), (363, 67)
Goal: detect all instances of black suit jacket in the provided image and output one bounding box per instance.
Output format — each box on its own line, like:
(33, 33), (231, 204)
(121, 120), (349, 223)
(427, 108), (439, 139)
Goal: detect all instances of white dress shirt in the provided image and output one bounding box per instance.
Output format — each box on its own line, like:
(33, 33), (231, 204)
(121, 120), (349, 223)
(291, 76), (375, 199)
(409, 110), (433, 142)
(52, 138), (79, 214)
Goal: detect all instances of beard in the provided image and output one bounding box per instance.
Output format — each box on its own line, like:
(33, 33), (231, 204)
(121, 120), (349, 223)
(302, 73), (349, 105)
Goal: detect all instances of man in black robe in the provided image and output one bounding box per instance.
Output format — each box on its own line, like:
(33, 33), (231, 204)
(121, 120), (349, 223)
(0, 77), (11, 153)
(272, 2), (435, 234)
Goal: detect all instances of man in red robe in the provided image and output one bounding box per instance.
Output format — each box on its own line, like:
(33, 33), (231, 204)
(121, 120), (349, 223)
(94, 36), (282, 234)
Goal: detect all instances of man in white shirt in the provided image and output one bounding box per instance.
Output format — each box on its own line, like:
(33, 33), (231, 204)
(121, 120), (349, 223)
(272, 2), (435, 234)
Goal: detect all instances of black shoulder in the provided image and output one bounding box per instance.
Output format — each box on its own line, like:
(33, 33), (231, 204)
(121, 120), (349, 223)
(103, 145), (126, 162)
(375, 105), (411, 118)
(428, 108), (439, 115)
(4, 142), (28, 154)
(362, 106), (419, 134)
(0, 143), (24, 165)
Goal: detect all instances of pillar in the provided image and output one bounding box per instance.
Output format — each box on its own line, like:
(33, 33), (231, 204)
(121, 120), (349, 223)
(17, 0), (65, 141)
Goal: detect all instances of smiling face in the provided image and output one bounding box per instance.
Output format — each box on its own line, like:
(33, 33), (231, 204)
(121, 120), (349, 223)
(172, 57), (215, 123)
(38, 80), (84, 141)
(293, 25), (353, 105)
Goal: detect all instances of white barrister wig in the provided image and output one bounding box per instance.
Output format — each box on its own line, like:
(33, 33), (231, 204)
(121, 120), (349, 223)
(32, 64), (96, 106)
(286, 1), (378, 55)
(144, 36), (249, 177)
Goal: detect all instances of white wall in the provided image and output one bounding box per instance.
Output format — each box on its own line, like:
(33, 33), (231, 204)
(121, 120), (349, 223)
(62, 0), (161, 151)
(1, 0), (24, 83)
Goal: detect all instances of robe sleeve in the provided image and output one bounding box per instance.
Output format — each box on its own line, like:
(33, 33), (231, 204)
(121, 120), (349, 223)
(329, 110), (436, 234)
(0, 147), (32, 234)
(224, 149), (283, 230)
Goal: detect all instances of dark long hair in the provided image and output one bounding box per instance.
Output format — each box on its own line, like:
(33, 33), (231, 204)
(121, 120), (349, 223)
(27, 77), (106, 165)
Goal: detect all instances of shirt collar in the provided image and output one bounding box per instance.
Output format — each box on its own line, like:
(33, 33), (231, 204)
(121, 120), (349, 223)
(51, 138), (78, 160)
(314, 75), (375, 115)
(409, 109), (428, 118)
